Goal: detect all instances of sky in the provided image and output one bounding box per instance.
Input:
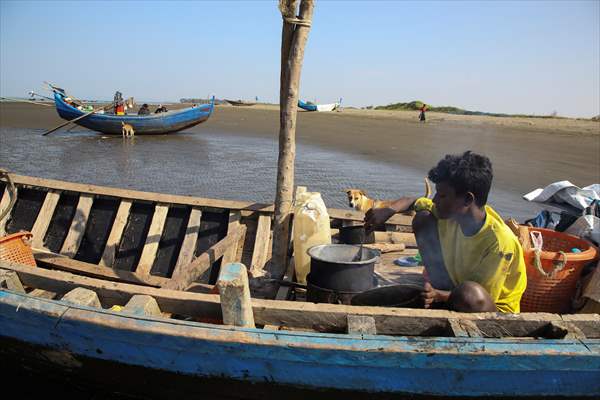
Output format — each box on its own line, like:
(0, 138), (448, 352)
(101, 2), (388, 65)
(1, 0), (599, 118)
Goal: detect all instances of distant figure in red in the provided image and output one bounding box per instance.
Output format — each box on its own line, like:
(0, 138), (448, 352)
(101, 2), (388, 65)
(419, 103), (427, 122)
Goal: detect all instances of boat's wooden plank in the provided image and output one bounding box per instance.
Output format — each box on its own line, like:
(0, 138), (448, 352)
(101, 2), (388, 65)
(347, 315), (377, 335)
(328, 208), (413, 227)
(447, 318), (483, 338)
(151, 205), (191, 277)
(35, 249), (169, 287)
(28, 288), (58, 299)
(30, 190), (60, 249)
(4, 187), (46, 235)
(43, 192), (79, 253)
(100, 199), (132, 267)
(6, 260), (598, 339)
(220, 211), (241, 267)
(74, 196), (120, 265)
(173, 208), (202, 275)
(136, 204), (169, 276)
(249, 214), (271, 278)
(0, 187), (12, 235)
(10, 174), (413, 226)
(10, 174), (272, 212)
(562, 314), (600, 339)
(166, 225), (247, 290)
(0, 269), (25, 293)
(59, 194), (94, 258)
(113, 201), (154, 272)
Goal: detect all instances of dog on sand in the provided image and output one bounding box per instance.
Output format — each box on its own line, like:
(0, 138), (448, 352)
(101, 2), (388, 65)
(121, 122), (135, 137)
(345, 178), (432, 213)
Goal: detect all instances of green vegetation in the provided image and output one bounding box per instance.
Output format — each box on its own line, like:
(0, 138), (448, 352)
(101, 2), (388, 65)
(375, 100), (567, 119)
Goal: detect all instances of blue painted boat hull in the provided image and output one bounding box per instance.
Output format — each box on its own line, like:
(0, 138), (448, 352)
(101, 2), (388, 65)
(1, 290), (598, 398)
(298, 100), (318, 111)
(54, 93), (214, 135)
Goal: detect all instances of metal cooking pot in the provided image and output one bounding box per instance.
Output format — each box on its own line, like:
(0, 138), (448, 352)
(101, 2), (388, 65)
(307, 244), (379, 293)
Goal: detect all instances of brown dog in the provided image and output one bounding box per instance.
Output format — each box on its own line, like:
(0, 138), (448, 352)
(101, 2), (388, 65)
(121, 122), (135, 137)
(345, 178), (432, 213)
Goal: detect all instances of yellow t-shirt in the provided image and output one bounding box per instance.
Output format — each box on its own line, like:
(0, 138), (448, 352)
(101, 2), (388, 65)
(414, 197), (527, 313)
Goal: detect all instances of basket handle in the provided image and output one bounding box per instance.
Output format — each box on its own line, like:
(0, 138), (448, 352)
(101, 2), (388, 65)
(533, 249), (568, 278)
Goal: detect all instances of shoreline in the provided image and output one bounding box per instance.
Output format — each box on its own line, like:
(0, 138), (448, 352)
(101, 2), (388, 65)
(1, 102), (599, 202)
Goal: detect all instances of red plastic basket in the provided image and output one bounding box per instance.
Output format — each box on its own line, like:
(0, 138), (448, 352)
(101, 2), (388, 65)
(521, 227), (598, 313)
(0, 232), (37, 267)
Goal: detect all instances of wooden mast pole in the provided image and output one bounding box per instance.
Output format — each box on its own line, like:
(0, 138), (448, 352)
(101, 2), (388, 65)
(270, 0), (314, 292)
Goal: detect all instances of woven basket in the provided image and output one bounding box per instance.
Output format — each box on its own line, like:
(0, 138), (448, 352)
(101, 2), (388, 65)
(0, 232), (37, 267)
(521, 227), (598, 313)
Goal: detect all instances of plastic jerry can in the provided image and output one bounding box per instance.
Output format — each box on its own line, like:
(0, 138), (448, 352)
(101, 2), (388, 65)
(293, 190), (331, 284)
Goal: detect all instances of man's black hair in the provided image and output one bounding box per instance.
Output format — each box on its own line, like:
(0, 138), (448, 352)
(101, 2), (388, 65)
(428, 151), (493, 207)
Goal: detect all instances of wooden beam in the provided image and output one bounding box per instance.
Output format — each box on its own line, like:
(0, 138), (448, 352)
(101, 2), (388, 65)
(220, 211), (241, 267)
(34, 249), (169, 287)
(172, 208), (202, 275)
(347, 315), (377, 335)
(271, 0), (314, 289)
(60, 194), (94, 258)
(136, 204), (169, 276)
(165, 225), (247, 290)
(3, 260), (599, 338)
(249, 214), (271, 278)
(100, 199), (132, 267)
(447, 318), (483, 338)
(30, 190), (60, 249)
(10, 173), (272, 213)
(217, 262), (255, 328)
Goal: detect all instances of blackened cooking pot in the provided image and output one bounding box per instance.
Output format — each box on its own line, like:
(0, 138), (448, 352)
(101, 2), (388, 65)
(339, 224), (375, 245)
(307, 244), (379, 293)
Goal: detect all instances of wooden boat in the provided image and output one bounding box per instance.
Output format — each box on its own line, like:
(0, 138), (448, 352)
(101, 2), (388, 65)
(53, 91), (214, 135)
(225, 99), (257, 106)
(0, 173), (599, 398)
(298, 99), (339, 112)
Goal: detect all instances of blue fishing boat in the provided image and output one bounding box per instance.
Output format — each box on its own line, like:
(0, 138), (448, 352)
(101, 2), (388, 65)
(53, 91), (214, 135)
(0, 173), (599, 398)
(298, 99), (339, 112)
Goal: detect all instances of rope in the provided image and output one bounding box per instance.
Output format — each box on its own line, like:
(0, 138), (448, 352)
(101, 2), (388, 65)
(0, 168), (17, 225)
(532, 249), (568, 278)
(283, 16), (312, 27)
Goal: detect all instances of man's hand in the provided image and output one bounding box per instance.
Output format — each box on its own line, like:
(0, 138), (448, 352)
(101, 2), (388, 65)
(421, 282), (450, 309)
(364, 207), (396, 233)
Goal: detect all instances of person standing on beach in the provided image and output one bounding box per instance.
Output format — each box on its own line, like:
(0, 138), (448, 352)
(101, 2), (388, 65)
(418, 103), (427, 122)
(364, 151), (527, 313)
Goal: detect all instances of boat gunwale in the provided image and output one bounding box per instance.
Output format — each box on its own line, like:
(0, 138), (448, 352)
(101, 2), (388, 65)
(1, 289), (598, 358)
(5, 173), (413, 224)
(3, 260), (599, 340)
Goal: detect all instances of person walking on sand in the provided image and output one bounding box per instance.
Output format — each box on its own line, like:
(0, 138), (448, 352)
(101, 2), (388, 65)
(418, 103), (427, 122)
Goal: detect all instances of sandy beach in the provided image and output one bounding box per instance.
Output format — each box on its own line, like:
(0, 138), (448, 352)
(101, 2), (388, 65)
(1, 101), (599, 200)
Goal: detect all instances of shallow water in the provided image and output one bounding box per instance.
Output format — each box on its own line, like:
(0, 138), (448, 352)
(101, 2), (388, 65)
(0, 127), (545, 221)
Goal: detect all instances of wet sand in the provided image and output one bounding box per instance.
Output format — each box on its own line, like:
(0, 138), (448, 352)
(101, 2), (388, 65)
(1, 101), (599, 200)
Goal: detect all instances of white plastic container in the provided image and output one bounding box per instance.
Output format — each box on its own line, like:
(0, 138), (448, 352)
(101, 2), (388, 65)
(293, 190), (331, 284)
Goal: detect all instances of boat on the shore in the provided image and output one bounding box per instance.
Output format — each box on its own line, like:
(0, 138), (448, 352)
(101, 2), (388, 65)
(53, 91), (214, 135)
(225, 99), (256, 106)
(0, 172), (599, 398)
(298, 99), (339, 112)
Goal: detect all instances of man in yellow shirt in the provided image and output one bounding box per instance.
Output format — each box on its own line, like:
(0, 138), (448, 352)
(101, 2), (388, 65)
(364, 151), (526, 313)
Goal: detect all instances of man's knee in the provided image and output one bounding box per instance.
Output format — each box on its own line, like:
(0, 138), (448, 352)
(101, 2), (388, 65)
(412, 210), (435, 234)
(448, 281), (496, 313)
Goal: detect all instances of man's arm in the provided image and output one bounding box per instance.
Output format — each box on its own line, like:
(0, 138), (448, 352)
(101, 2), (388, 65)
(364, 196), (419, 232)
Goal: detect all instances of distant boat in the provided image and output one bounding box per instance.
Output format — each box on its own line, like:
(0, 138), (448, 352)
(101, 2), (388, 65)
(225, 99), (256, 106)
(298, 99), (340, 112)
(53, 90), (214, 135)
